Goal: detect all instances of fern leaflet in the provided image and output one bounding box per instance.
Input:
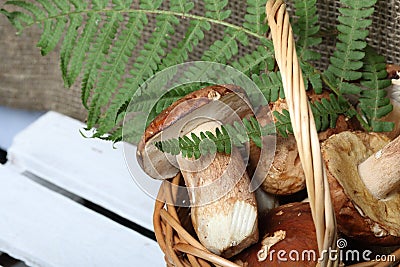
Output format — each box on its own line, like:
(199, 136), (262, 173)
(301, 62), (322, 93)
(292, 0), (321, 61)
(243, 0), (268, 35)
(325, 0), (376, 95)
(65, 14), (99, 86)
(359, 46), (393, 132)
(160, 20), (211, 69)
(232, 45), (275, 75)
(81, 12), (120, 108)
(97, 15), (179, 135)
(86, 12), (147, 130)
(310, 94), (352, 131)
(204, 0), (231, 21)
(201, 28), (248, 64)
(155, 116), (276, 159)
(251, 72), (284, 103)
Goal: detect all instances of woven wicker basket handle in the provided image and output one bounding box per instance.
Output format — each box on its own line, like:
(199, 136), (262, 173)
(265, 1), (338, 266)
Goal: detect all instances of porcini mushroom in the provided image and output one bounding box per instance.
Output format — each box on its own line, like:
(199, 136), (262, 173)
(177, 122), (259, 257)
(233, 202), (318, 267)
(322, 131), (400, 245)
(137, 84), (260, 257)
(248, 91), (355, 195)
(137, 84), (252, 179)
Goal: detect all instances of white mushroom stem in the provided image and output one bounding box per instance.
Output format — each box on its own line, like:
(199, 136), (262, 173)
(358, 134), (400, 199)
(176, 121), (258, 258)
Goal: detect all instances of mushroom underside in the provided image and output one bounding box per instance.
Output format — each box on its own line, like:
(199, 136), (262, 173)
(322, 131), (400, 245)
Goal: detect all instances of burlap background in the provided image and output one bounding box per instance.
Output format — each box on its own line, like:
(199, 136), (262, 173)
(0, 0), (399, 122)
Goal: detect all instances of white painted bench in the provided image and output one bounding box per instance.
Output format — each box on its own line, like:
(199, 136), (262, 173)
(0, 111), (165, 267)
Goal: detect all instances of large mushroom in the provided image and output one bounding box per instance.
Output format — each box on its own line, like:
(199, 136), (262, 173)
(322, 131), (400, 245)
(137, 85), (262, 257)
(233, 202), (318, 267)
(137, 84), (252, 180)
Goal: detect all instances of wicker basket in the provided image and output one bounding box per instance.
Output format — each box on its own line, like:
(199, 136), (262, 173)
(153, 1), (399, 266)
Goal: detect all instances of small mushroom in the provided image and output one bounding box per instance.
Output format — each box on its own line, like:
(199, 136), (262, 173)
(322, 131), (400, 245)
(248, 91), (355, 195)
(137, 85), (260, 257)
(382, 64), (400, 139)
(233, 202), (318, 267)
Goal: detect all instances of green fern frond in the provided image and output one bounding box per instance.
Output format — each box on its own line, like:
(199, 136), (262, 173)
(2, 0), (279, 144)
(292, 0), (321, 61)
(160, 20), (211, 69)
(5, 1), (46, 20)
(325, 0), (376, 95)
(273, 109), (293, 137)
(155, 116), (276, 159)
(243, 0), (268, 35)
(86, 12), (147, 130)
(359, 46), (393, 132)
(159, 0), (199, 70)
(301, 62), (322, 93)
(155, 93), (356, 158)
(3, 0), (383, 146)
(64, 14), (99, 86)
(60, 14), (83, 85)
(0, 9), (33, 32)
(310, 94), (352, 131)
(81, 12), (120, 108)
(36, 0), (58, 16)
(251, 72), (284, 103)
(204, 0), (231, 20)
(232, 45), (275, 75)
(96, 15), (179, 135)
(201, 28), (248, 64)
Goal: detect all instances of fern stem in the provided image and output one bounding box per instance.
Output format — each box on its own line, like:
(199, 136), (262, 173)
(320, 71), (340, 96)
(14, 7), (270, 43)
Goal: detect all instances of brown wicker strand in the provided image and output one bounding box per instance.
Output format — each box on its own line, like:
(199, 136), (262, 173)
(159, 208), (243, 267)
(163, 176), (205, 267)
(266, 0), (338, 266)
(174, 243), (240, 267)
(159, 175), (197, 266)
(159, 209), (205, 251)
(153, 171), (243, 266)
(154, 192), (168, 254)
(165, 221), (185, 267)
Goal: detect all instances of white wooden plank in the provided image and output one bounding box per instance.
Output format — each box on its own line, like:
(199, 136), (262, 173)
(0, 165), (165, 267)
(7, 111), (162, 232)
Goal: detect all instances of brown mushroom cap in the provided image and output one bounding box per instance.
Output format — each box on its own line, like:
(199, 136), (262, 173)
(248, 91), (355, 195)
(386, 64), (400, 79)
(233, 202), (318, 267)
(322, 131), (400, 246)
(136, 84), (252, 179)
